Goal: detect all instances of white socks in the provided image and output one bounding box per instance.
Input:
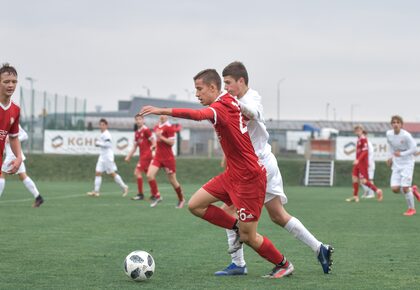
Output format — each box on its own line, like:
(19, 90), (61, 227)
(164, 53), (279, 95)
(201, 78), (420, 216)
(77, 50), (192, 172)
(0, 178), (5, 197)
(284, 217), (322, 254)
(114, 174), (127, 189)
(23, 177), (40, 198)
(227, 229), (246, 267)
(94, 176), (102, 192)
(402, 188), (415, 209)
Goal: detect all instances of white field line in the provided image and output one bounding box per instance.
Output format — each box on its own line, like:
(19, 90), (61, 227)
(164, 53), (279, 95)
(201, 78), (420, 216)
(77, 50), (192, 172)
(0, 186), (172, 204)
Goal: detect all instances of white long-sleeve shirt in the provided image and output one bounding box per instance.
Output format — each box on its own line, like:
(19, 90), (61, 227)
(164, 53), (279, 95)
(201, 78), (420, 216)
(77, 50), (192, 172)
(386, 128), (417, 168)
(96, 129), (114, 162)
(5, 125), (27, 161)
(238, 88), (272, 160)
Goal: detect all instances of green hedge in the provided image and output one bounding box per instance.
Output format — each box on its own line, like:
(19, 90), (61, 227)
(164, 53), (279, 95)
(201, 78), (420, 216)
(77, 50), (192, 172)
(20, 154), (420, 187)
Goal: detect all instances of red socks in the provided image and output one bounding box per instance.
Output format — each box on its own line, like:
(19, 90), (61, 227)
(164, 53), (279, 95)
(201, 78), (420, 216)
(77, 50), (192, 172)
(365, 181), (378, 192)
(175, 186), (184, 201)
(353, 182), (359, 196)
(202, 205), (237, 229)
(137, 177), (143, 195)
(256, 236), (287, 265)
(149, 179), (160, 198)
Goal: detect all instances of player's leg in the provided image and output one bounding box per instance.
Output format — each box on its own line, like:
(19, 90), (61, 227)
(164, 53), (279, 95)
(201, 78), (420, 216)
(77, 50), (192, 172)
(265, 195), (333, 273)
(88, 159), (104, 197)
(132, 166), (145, 200)
(167, 172), (185, 208)
(146, 162), (161, 203)
(0, 172), (6, 197)
(18, 170), (44, 208)
(347, 167), (360, 202)
(188, 187), (238, 229)
(359, 167), (382, 201)
(401, 166), (416, 216)
(109, 161), (128, 196)
(238, 220), (293, 278)
(215, 203), (248, 276)
(163, 158), (185, 208)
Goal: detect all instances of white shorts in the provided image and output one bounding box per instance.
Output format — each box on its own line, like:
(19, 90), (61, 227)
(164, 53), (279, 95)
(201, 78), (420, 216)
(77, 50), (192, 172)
(95, 159), (117, 174)
(368, 167), (375, 180)
(1, 158), (26, 174)
(262, 153), (288, 205)
(390, 164), (414, 188)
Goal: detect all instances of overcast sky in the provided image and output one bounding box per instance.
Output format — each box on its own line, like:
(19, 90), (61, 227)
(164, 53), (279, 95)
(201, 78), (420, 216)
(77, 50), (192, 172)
(2, 0), (419, 122)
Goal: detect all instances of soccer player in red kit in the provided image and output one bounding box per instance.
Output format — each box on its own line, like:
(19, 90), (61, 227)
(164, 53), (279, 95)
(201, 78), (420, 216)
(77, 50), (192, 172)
(346, 125), (383, 202)
(140, 69), (294, 278)
(146, 114), (185, 208)
(125, 114), (156, 200)
(0, 63), (22, 177)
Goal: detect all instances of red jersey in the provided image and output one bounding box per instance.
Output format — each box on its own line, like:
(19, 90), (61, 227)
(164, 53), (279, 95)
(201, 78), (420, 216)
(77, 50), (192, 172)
(172, 93), (263, 182)
(135, 125), (153, 160)
(0, 101), (20, 165)
(154, 121), (175, 160)
(356, 135), (369, 167)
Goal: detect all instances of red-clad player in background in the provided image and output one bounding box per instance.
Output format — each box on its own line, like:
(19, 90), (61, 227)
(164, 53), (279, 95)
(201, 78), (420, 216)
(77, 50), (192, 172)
(0, 63), (22, 177)
(146, 115), (185, 208)
(346, 125), (383, 202)
(125, 114), (156, 200)
(139, 69), (294, 278)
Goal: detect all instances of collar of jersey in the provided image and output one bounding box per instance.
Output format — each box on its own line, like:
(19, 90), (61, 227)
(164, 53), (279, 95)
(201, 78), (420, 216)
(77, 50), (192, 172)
(0, 100), (13, 110)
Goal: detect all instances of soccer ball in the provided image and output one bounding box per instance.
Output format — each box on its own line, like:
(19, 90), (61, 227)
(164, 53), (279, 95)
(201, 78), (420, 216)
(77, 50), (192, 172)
(124, 250), (155, 281)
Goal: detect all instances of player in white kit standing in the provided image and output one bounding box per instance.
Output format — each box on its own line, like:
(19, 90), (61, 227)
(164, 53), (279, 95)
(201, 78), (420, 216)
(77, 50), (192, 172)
(0, 125), (44, 207)
(87, 118), (128, 197)
(386, 115), (420, 216)
(215, 61), (333, 275)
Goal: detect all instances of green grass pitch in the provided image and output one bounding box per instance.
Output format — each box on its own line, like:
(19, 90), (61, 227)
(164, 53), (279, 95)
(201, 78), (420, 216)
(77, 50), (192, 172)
(1, 180), (420, 289)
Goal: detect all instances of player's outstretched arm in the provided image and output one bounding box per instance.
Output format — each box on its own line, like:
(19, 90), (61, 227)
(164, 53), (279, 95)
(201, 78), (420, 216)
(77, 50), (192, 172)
(139, 106), (172, 116)
(7, 136), (22, 174)
(140, 106), (215, 122)
(125, 143), (138, 162)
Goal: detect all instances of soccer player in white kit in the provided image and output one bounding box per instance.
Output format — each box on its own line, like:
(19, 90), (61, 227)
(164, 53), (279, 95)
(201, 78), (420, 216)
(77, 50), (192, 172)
(215, 61), (333, 275)
(386, 115), (420, 216)
(87, 119), (128, 197)
(0, 125), (44, 207)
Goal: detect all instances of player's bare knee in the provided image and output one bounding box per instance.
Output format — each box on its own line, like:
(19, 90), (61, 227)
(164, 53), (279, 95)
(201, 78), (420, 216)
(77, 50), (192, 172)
(391, 187), (400, 193)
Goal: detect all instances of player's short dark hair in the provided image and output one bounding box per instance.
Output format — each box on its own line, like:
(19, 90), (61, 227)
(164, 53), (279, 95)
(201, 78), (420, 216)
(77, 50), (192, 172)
(193, 69), (221, 91)
(99, 118), (108, 125)
(391, 115), (403, 125)
(135, 114), (143, 119)
(0, 63), (18, 79)
(222, 61), (249, 85)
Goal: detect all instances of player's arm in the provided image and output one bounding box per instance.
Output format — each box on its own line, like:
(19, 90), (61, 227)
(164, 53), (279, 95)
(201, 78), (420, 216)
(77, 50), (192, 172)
(238, 98), (264, 122)
(398, 135), (417, 157)
(95, 138), (112, 148)
(18, 126), (28, 142)
(140, 106), (215, 122)
(7, 135), (22, 174)
(386, 138), (394, 166)
(156, 133), (175, 146)
(125, 142), (138, 162)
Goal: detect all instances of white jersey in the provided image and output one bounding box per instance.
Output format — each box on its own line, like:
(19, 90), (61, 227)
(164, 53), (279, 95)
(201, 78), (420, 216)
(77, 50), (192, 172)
(4, 125), (27, 161)
(238, 88), (287, 204)
(96, 129), (114, 162)
(386, 128), (416, 169)
(238, 88), (272, 160)
(367, 140), (375, 170)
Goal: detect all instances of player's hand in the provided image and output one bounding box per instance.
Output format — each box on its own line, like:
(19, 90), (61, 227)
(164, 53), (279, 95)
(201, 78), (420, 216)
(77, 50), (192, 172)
(6, 156), (22, 174)
(139, 106), (160, 116)
(125, 156), (131, 163)
(394, 151), (401, 157)
(386, 158), (393, 167)
(353, 159), (359, 165)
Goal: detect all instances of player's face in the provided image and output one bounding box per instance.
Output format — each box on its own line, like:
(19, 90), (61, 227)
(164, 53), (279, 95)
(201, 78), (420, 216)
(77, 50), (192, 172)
(135, 116), (144, 127)
(0, 73), (18, 98)
(223, 76), (241, 97)
(391, 119), (402, 132)
(99, 121), (108, 132)
(194, 78), (216, 106)
(159, 115), (168, 123)
(354, 128), (363, 137)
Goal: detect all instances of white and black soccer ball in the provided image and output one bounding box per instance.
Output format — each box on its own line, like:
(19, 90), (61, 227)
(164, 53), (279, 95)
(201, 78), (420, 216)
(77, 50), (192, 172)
(124, 250), (155, 281)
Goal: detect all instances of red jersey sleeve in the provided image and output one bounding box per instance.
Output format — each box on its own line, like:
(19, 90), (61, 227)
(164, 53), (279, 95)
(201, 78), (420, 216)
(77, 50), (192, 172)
(9, 109), (20, 136)
(172, 108), (215, 123)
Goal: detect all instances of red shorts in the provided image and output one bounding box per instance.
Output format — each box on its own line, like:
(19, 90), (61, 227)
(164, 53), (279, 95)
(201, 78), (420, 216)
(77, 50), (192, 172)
(136, 157), (152, 173)
(151, 158), (176, 174)
(352, 164), (368, 179)
(203, 169), (267, 223)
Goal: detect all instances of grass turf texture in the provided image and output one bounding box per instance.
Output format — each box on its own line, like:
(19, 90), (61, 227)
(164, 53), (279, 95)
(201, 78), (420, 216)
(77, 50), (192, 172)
(1, 181), (420, 289)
